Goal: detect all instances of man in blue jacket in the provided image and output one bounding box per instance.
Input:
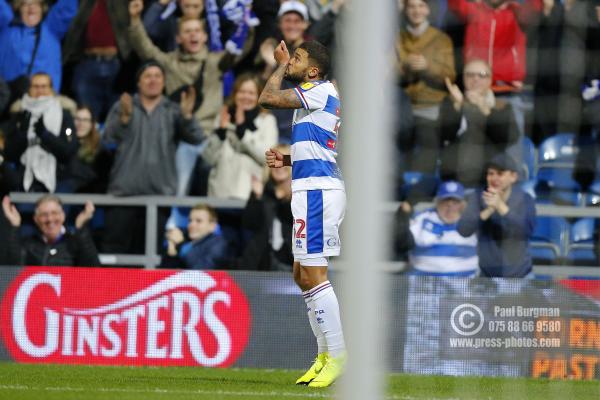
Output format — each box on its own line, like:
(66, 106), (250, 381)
(457, 153), (536, 278)
(162, 203), (229, 269)
(0, 0), (78, 92)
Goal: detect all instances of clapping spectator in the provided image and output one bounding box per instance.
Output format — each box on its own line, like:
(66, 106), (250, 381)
(397, 0), (455, 173)
(3, 73), (77, 193)
(102, 61), (203, 254)
(161, 203), (229, 269)
(457, 154), (536, 278)
(448, 0), (541, 138)
(202, 73), (278, 200)
(2, 194), (100, 266)
(398, 0), (456, 114)
(439, 60), (518, 187)
(128, 0), (252, 133)
(0, 0), (78, 96)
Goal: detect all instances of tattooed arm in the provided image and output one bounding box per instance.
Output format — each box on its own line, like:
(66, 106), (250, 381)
(258, 41), (302, 110)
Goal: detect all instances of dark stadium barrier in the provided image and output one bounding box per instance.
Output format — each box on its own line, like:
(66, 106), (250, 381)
(0, 267), (599, 380)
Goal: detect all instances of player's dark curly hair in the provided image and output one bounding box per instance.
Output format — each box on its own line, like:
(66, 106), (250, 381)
(298, 41), (331, 79)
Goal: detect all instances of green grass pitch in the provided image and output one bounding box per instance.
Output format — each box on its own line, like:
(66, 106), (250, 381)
(0, 362), (598, 400)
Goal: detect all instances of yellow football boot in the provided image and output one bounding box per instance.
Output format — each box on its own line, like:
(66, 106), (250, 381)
(308, 352), (347, 388)
(296, 352), (329, 385)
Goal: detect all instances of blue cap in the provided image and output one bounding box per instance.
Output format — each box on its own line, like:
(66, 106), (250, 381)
(436, 181), (465, 200)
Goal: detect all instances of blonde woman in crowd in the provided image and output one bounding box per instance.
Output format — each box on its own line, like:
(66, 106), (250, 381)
(203, 73), (279, 200)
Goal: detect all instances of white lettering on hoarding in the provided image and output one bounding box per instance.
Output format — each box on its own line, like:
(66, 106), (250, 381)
(9, 271), (238, 366)
(146, 296), (168, 359)
(13, 273), (60, 357)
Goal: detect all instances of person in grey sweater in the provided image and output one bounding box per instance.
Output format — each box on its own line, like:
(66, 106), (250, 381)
(102, 61), (203, 254)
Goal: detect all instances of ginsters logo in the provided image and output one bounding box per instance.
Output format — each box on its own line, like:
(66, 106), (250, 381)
(0, 268), (251, 367)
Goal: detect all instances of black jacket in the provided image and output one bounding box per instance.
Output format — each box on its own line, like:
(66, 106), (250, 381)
(65, 145), (113, 193)
(438, 96), (518, 187)
(6, 225), (100, 267)
(4, 109), (77, 192)
(238, 181), (293, 271)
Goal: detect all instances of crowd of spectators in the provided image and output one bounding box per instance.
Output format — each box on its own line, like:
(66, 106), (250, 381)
(0, 0), (599, 273)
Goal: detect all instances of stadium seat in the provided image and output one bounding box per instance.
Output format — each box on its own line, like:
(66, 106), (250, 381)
(536, 134), (581, 205)
(535, 168), (583, 205)
(538, 133), (577, 168)
(565, 218), (597, 265)
(399, 171), (438, 202)
(585, 180), (600, 206)
(403, 171), (426, 186)
(519, 179), (537, 200)
(530, 216), (569, 264)
(521, 136), (537, 181)
(586, 193), (600, 206)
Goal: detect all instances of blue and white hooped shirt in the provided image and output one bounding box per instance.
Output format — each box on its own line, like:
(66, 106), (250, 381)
(409, 208), (479, 274)
(291, 80), (344, 192)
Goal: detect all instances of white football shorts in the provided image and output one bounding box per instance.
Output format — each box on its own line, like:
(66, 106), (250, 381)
(291, 189), (346, 262)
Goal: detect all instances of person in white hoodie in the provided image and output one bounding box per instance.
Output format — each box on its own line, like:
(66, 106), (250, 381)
(203, 73), (279, 200)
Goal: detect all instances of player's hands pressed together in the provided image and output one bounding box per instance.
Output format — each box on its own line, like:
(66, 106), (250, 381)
(274, 40), (290, 66)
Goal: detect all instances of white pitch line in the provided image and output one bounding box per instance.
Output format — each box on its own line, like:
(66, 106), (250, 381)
(1, 385), (326, 398)
(0, 384), (457, 400)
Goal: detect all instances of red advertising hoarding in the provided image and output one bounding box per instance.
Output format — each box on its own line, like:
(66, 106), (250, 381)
(0, 267), (251, 367)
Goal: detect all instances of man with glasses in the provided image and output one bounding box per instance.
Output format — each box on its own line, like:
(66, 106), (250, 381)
(438, 59), (519, 188)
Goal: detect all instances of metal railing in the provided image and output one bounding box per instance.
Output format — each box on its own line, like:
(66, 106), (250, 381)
(8, 193), (600, 275)
(9, 192), (245, 269)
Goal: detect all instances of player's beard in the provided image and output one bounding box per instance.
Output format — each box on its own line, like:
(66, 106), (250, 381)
(284, 66), (303, 83)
